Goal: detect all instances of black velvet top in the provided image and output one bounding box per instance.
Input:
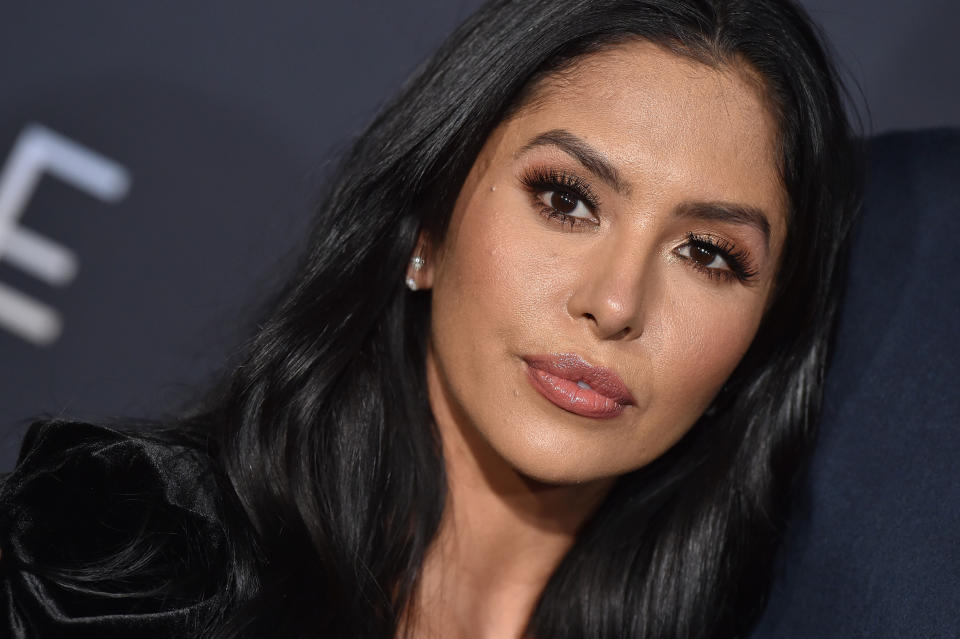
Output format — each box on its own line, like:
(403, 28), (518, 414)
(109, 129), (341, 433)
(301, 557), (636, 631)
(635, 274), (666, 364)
(0, 421), (229, 638)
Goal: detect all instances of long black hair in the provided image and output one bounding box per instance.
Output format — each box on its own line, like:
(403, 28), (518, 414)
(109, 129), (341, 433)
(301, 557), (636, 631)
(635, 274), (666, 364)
(38, 1), (863, 637)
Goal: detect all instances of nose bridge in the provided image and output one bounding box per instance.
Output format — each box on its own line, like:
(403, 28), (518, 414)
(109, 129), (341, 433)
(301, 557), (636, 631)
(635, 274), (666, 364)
(570, 233), (652, 340)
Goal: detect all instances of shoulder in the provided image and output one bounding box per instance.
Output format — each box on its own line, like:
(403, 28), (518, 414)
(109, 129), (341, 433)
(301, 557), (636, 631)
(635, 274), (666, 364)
(1, 419), (223, 551)
(0, 419), (232, 638)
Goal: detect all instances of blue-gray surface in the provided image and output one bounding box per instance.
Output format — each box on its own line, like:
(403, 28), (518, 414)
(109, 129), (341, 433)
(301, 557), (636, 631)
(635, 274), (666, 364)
(751, 130), (960, 637)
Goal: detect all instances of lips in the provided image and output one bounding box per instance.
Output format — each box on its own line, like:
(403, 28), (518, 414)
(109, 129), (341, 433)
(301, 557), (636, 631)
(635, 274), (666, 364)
(523, 353), (635, 420)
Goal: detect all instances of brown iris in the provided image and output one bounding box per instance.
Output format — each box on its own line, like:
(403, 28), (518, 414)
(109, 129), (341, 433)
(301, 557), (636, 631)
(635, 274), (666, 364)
(690, 244), (717, 266)
(550, 191), (579, 214)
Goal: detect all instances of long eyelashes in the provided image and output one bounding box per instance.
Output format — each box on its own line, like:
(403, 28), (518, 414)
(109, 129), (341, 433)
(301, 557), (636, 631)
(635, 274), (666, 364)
(519, 167), (600, 229)
(679, 233), (759, 284)
(518, 165), (759, 284)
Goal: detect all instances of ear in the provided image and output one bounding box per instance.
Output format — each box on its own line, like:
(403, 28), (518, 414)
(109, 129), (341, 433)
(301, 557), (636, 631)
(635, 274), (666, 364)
(405, 233), (435, 291)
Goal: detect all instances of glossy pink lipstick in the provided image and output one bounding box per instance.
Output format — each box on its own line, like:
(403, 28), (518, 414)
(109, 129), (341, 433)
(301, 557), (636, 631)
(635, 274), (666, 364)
(524, 353), (635, 419)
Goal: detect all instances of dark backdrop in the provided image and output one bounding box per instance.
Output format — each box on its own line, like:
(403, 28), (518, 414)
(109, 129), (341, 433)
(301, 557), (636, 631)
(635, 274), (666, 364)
(1, 1), (958, 469)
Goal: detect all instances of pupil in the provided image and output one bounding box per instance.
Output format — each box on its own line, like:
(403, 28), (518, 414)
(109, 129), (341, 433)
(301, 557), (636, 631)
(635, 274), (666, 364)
(691, 244), (715, 266)
(551, 191), (578, 213)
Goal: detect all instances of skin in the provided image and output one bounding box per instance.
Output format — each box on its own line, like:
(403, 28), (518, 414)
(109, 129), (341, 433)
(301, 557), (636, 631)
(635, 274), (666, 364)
(404, 41), (787, 639)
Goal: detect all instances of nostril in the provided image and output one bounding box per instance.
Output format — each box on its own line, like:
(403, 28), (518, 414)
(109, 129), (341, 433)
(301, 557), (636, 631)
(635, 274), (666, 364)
(584, 313), (596, 323)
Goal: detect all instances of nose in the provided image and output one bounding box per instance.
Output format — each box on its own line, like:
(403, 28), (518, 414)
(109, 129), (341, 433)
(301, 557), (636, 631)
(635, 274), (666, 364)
(566, 239), (652, 341)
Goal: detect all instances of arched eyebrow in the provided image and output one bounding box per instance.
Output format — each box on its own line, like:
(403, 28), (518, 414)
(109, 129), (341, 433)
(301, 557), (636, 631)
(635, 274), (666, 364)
(517, 129), (630, 196)
(518, 128), (772, 246)
(676, 201), (771, 246)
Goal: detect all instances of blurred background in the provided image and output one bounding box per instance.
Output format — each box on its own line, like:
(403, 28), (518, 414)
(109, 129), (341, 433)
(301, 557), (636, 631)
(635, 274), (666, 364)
(1, 1), (957, 469)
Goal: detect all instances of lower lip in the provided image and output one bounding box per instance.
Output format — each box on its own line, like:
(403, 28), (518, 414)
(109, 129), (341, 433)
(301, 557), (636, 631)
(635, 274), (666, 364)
(525, 365), (626, 420)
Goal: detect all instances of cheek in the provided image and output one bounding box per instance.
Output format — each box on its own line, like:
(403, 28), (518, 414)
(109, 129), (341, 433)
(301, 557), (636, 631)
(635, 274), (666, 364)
(434, 194), (565, 344)
(652, 283), (764, 413)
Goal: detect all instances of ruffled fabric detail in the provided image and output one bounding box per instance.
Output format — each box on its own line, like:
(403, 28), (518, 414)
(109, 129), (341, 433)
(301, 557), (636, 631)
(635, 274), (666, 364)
(0, 421), (227, 638)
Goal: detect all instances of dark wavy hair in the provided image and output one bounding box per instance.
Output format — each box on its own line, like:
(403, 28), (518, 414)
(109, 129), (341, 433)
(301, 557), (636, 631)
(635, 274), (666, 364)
(48, 1), (864, 637)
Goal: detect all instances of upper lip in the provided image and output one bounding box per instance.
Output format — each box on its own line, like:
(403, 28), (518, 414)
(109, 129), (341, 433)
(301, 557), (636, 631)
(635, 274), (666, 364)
(523, 353), (636, 406)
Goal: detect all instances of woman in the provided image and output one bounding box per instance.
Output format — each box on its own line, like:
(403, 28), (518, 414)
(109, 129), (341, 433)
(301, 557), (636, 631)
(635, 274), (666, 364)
(0, 0), (861, 637)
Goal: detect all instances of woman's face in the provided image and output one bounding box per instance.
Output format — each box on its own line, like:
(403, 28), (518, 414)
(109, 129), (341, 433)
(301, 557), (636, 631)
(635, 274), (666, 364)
(420, 41), (788, 485)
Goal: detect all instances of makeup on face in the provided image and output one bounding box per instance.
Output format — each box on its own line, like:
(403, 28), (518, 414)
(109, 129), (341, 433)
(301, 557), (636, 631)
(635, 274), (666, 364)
(514, 130), (772, 284)
(426, 40), (788, 485)
(524, 353), (635, 420)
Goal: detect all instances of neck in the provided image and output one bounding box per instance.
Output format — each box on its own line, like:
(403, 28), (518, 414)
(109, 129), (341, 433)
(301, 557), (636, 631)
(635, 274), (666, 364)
(402, 347), (613, 639)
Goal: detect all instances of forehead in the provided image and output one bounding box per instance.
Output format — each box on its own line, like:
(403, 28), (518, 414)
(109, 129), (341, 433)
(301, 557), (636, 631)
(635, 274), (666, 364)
(502, 40), (787, 239)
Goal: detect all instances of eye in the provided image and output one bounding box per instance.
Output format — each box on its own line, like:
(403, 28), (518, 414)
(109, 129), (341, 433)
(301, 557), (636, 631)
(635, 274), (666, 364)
(675, 234), (758, 284)
(519, 167), (600, 229)
(536, 190), (594, 220)
(676, 242), (730, 271)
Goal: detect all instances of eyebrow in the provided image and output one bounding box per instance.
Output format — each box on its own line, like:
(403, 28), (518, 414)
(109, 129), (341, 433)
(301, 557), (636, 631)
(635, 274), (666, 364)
(517, 128), (772, 245)
(517, 129), (631, 195)
(676, 201), (771, 246)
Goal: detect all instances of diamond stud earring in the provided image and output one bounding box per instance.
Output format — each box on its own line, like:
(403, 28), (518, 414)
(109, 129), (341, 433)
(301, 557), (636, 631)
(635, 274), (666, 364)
(406, 254), (425, 291)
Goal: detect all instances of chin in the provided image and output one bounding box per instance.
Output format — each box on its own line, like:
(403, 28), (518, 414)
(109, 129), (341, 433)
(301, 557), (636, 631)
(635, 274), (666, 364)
(477, 410), (652, 487)
(515, 464), (618, 488)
